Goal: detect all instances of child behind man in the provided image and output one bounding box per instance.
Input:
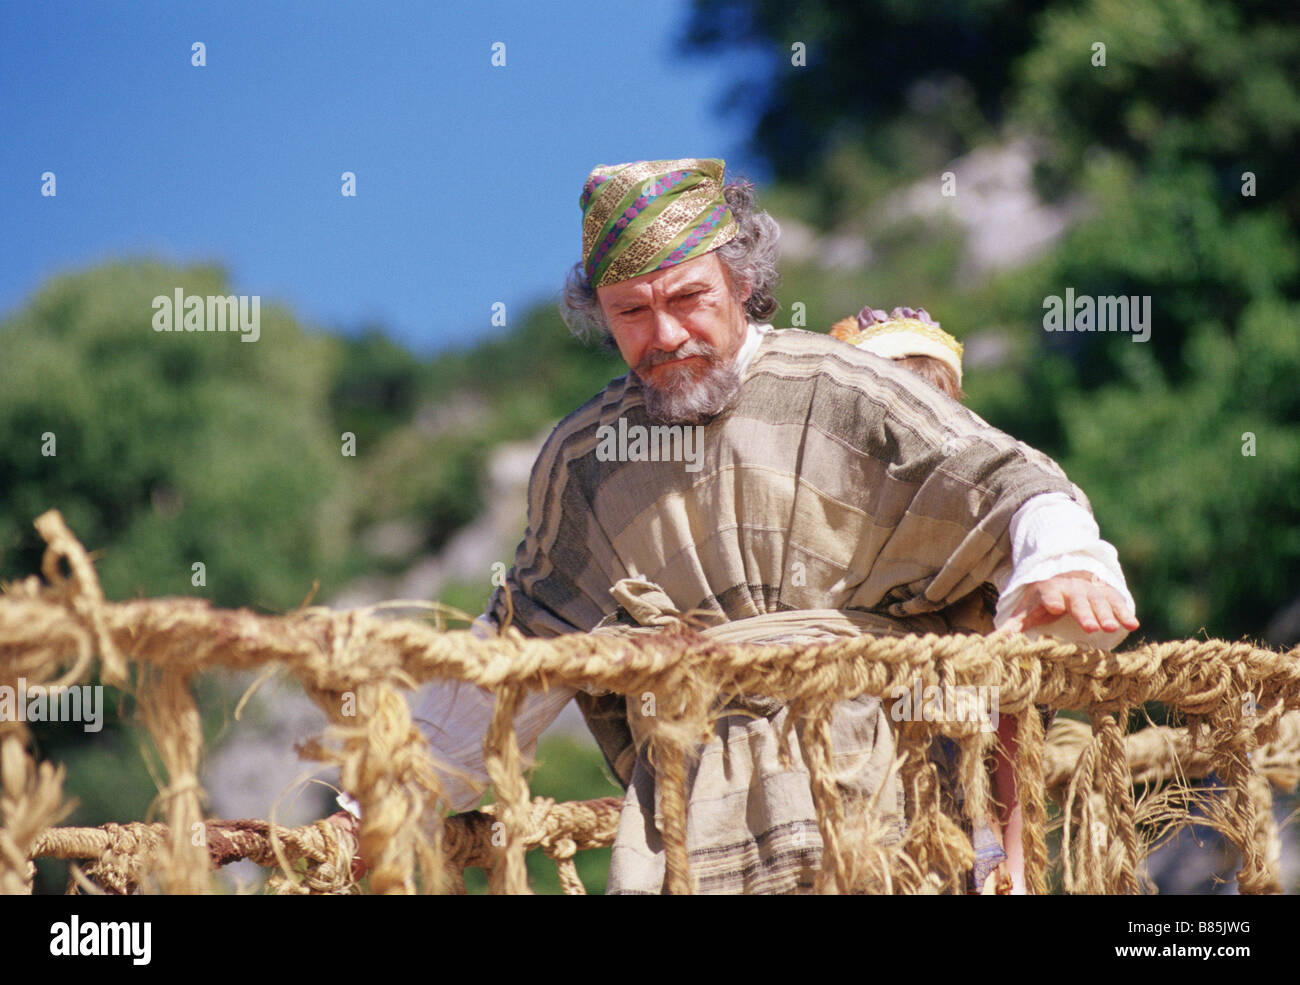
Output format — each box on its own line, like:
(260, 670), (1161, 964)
(830, 305), (965, 400)
(830, 303), (1013, 894)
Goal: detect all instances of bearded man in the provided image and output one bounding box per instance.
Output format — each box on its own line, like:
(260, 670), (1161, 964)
(397, 158), (1138, 895)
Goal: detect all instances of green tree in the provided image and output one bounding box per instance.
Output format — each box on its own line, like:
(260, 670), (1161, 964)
(682, 0), (1300, 642)
(0, 260), (346, 610)
(682, 0), (1054, 185)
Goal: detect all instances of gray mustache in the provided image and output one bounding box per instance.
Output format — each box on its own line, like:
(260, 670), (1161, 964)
(636, 341), (719, 375)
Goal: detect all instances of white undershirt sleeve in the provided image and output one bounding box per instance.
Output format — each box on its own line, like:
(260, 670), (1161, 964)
(337, 614), (578, 818)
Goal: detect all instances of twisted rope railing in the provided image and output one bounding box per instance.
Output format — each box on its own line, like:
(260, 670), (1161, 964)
(23, 706), (1300, 896)
(3, 510), (1298, 894)
(25, 796), (625, 895)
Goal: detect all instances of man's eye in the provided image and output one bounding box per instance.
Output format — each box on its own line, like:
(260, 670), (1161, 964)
(676, 291), (703, 302)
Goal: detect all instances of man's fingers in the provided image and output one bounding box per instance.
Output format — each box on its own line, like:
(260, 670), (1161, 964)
(992, 612), (1025, 635)
(1069, 590), (1101, 633)
(1019, 605), (1061, 630)
(1116, 597), (1140, 630)
(1087, 580), (1140, 633)
(1090, 590), (1122, 633)
(1000, 575), (1141, 638)
(996, 605), (1056, 634)
(1037, 582), (1068, 616)
(997, 584), (1068, 635)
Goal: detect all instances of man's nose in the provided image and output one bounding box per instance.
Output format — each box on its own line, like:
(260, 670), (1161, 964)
(647, 309), (690, 351)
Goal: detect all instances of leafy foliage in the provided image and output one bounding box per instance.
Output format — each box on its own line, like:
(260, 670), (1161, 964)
(685, 0), (1300, 644)
(0, 261), (344, 611)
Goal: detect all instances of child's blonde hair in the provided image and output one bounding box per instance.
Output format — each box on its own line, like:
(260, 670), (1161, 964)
(892, 354), (964, 401)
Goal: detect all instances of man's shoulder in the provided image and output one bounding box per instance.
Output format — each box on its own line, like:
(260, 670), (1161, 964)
(760, 326), (844, 354)
(549, 372), (636, 437)
(749, 326), (924, 397)
(754, 326), (892, 373)
(530, 372), (636, 479)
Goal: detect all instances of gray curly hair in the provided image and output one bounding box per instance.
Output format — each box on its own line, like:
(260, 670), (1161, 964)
(560, 178), (782, 345)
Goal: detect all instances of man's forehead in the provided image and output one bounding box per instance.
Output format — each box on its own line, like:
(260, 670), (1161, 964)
(599, 254), (722, 299)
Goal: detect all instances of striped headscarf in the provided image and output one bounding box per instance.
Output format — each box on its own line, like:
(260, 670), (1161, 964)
(580, 158), (739, 288)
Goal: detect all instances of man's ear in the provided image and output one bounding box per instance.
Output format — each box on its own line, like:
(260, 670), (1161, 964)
(724, 266), (752, 307)
(715, 253), (751, 309)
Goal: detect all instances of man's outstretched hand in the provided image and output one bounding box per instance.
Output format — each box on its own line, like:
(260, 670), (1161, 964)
(995, 569), (1139, 637)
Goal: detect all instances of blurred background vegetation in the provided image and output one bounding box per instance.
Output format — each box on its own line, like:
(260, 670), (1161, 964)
(6, 0), (1298, 893)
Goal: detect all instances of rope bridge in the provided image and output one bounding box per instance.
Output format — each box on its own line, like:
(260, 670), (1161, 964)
(2, 510), (1298, 894)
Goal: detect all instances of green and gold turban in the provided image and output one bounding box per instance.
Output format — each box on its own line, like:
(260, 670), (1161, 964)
(579, 158), (738, 288)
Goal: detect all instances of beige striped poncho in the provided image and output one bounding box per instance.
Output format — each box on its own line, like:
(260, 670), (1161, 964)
(486, 327), (1083, 893)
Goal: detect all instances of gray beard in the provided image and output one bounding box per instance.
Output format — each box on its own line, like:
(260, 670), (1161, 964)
(639, 355), (743, 425)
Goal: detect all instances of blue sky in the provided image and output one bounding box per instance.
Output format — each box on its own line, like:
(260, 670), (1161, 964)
(1, 0), (768, 353)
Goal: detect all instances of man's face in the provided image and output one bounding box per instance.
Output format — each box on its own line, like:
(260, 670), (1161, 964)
(596, 252), (750, 424)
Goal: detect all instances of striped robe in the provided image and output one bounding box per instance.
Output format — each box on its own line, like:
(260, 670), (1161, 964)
(486, 327), (1082, 893)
